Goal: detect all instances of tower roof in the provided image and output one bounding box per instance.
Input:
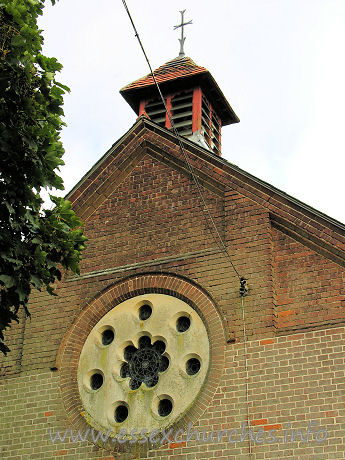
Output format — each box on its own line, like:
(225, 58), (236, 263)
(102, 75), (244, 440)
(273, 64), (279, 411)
(121, 56), (207, 90)
(120, 56), (240, 126)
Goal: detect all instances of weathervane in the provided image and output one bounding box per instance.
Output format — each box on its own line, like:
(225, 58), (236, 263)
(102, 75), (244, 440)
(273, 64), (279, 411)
(174, 10), (192, 57)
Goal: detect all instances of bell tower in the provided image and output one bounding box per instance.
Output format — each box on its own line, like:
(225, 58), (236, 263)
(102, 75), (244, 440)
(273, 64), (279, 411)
(120, 10), (239, 157)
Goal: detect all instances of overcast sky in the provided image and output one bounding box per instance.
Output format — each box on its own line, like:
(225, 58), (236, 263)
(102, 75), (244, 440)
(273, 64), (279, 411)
(38, 0), (345, 224)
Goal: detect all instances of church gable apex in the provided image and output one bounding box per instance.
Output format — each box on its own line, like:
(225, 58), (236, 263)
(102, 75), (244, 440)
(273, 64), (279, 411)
(66, 117), (229, 222)
(66, 117), (345, 263)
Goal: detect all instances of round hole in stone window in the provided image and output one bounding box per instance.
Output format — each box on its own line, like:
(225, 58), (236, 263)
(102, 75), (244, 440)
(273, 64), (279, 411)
(139, 304), (152, 320)
(176, 315), (190, 332)
(158, 398), (173, 417)
(101, 328), (114, 346)
(114, 403), (129, 423)
(186, 357), (201, 375)
(90, 372), (103, 390)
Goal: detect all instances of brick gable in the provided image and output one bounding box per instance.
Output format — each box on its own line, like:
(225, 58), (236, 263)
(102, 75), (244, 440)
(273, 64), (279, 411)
(1, 117), (345, 459)
(80, 153), (224, 275)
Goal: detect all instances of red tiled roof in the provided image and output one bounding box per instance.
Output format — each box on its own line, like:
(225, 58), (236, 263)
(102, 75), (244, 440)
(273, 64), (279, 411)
(120, 56), (208, 92)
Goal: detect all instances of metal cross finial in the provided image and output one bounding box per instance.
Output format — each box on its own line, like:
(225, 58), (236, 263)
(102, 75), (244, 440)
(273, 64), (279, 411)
(173, 10), (192, 57)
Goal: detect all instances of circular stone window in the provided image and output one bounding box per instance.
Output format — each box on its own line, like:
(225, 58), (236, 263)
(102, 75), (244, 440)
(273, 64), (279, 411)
(77, 294), (210, 436)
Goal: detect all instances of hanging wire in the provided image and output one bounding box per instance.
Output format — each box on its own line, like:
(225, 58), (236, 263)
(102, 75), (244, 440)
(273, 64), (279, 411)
(121, 2), (252, 456)
(240, 278), (253, 458)
(121, 0), (242, 280)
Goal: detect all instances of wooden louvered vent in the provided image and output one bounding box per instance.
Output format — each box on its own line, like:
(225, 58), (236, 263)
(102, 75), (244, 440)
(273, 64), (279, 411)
(140, 87), (222, 156)
(201, 96), (221, 155)
(144, 99), (166, 128)
(170, 90), (193, 137)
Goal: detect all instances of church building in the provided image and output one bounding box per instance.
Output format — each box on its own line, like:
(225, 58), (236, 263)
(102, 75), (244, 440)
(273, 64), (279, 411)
(1, 16), (345, 460)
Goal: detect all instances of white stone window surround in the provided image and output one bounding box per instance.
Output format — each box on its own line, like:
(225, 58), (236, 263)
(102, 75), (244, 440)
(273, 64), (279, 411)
(78, 293), (210, 437)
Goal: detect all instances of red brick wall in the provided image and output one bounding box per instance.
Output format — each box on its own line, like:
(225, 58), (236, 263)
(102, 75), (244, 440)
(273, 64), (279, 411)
(80, 154), (224, 274)
(1, 131), (345, 458)
(272, 227), (345, 333)
(224, 190), (275, 342)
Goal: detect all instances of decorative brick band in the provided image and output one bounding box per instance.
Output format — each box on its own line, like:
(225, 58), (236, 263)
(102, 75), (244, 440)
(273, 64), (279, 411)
(57, 273), (225, 454)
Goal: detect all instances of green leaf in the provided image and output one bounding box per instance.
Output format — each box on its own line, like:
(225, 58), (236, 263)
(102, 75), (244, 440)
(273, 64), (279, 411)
(0, 275), (16, 288)
(16, 287), (27, 302)
(30, 275), (42, 289)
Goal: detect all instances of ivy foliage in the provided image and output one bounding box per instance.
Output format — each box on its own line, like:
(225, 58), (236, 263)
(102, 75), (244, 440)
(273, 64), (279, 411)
(0, 0), (87, 354)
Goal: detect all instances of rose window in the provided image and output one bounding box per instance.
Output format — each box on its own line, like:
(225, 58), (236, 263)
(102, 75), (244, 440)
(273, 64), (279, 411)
(77, 293), (210, 436)
(121, 336), (169, 389)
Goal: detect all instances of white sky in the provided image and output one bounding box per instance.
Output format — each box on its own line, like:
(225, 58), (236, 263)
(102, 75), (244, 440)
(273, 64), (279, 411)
(38, 0), (345, 224)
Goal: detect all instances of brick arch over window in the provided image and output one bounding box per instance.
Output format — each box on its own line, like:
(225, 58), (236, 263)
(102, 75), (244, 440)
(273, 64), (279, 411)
(57, 273), (226, 454)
